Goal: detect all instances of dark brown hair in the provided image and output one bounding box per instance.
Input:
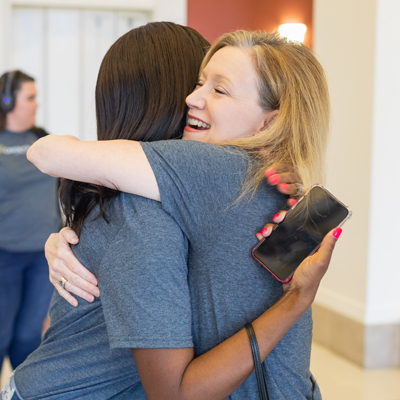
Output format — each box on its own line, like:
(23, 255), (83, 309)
(0, 70), (35, 131)
(59, 22), (210, 235)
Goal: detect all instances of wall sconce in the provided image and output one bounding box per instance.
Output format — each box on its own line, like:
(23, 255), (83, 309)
(278, 23), (307, 43)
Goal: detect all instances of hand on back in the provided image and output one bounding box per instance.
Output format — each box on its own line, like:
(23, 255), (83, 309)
(45, 227), (99, 307)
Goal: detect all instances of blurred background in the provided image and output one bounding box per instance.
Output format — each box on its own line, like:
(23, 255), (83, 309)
(1, 0), (400, 398)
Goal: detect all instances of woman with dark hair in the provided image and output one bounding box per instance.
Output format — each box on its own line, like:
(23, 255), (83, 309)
(25, 29), (341, 400)
(0, 70), (60, 369)
(1, 22), (213, 400)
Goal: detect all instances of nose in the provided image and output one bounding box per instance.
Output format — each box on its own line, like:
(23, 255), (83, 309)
(185, 86), (205, 110)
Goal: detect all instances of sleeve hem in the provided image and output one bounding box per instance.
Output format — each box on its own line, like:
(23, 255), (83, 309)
(110, 337), (194, 349)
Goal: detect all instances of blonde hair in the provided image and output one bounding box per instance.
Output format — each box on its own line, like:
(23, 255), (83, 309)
(201, 30), (330, 192)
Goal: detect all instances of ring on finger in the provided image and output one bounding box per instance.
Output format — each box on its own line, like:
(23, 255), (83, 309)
(58, 276), (68, 290)
(294, 183), (304, 197)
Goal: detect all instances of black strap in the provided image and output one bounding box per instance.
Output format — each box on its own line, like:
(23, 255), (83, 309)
(245, 323), (270, 400)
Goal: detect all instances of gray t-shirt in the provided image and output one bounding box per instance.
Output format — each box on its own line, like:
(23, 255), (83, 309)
(0, 129), (60, 252)
(15, 140), (320, 400)
(141, 140), (321, 400)
(14, 193), (191, 399)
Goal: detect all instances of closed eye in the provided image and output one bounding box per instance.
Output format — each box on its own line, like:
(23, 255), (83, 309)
(214, 88), (225, 95)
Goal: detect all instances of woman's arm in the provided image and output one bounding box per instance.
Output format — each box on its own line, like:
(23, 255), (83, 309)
(132, 229), (340, 400)
(27, 135), (160, 201)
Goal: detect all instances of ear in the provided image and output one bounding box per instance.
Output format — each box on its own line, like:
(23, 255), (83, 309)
(259, 110), (279, 132)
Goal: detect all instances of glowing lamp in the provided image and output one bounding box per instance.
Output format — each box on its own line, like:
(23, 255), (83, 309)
(278, 23), (307, 43)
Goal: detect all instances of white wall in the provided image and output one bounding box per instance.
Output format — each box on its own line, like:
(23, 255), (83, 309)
(314, 0), (400, 327)
(366, 0), (400, 325)
(313, 0), (376, 323)
(0, 0), (186, 139)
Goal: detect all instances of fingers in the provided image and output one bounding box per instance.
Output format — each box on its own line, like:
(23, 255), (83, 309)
(265, 164), (303, 199)
(277, 182), (302, 196)
(50, 259), (100, 301)
(46, 230), (98, 287)
(60, 227), (79, 245)
(46, 229), (99, 303)
(266, 172), (303, 197)
(255, 211), (287, 241)
(63, 279), (98, 304)
(256, 224), (273, 241)
(55, 285), (79, 307)
(266, 171), (296, 185)
(272, 211), (287, 224)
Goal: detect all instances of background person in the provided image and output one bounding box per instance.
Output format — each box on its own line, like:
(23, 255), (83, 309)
(0, 70), (60, 369)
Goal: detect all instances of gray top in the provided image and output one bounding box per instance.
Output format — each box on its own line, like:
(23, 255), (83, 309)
(141, 140), (321, 399)
(14, 193), (190, 399)
(14, 140), (320, 400)
(0, 129), (60, 252)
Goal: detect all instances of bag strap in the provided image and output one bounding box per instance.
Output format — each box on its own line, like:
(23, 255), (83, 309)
(245, 323), (270, 400)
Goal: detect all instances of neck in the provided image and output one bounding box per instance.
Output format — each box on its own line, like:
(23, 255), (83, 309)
(5, 116), (30, 133)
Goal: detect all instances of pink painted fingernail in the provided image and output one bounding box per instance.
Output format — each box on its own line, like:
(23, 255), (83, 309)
(269, 175), (280, 185)
(279, 183), (289, 191)
(332, 228), (342, 239)
(261, 227), (268, 235)
(273, 213), (280, 221)
(288, 198), (297, 206)
(265, 169), (275, 177)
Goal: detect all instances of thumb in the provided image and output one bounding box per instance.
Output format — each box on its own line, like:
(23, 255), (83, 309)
(61, 227), (79, 245)
(312, 228), (342, 273)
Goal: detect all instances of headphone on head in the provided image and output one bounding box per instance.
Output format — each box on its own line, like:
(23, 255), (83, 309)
(0, 71), (17, 113)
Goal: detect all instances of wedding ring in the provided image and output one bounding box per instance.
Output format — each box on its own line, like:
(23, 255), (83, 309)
(58, 276), (68, 289)
(294, 182), (304, 197)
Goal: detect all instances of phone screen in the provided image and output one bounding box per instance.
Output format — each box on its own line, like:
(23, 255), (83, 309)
(252, 185), (350, 282)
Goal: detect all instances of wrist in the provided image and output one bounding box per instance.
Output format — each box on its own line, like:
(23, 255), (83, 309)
(282, 284), (316, 311)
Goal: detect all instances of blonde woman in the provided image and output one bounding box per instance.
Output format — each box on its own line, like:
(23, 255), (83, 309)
(28, 30), (338, 399)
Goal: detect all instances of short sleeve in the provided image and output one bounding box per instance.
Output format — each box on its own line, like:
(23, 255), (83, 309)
(141, 140), (249, 239)
(99, 194), (192, 349)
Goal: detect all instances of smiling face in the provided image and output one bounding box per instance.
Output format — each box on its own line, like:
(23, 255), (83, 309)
(183, 46), (275, 143)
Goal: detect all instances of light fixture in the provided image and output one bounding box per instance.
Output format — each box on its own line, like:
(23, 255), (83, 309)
(278, 23), (307, 43)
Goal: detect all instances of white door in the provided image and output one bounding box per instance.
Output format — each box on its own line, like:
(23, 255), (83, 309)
(11, 7), (150, 140)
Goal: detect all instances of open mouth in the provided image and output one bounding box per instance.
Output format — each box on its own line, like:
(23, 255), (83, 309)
(188, 117), (211, 130)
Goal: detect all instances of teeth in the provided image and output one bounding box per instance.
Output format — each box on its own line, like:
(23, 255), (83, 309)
(188, 117), (210, 129)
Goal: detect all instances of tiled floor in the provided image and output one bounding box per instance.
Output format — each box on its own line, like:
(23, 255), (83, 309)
(311, 342), (400, 400)
(2, 342), (400, 398)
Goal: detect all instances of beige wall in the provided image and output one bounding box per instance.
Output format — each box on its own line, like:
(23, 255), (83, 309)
(314, 0), (400, 367)
(315, 0), (400, 329)
(313, 0), (377, 323)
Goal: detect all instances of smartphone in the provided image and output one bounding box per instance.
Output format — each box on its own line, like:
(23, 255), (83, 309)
(252, 184), (352, 283)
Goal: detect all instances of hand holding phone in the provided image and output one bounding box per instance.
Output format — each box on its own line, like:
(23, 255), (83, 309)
(252, 185), (351, 283)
